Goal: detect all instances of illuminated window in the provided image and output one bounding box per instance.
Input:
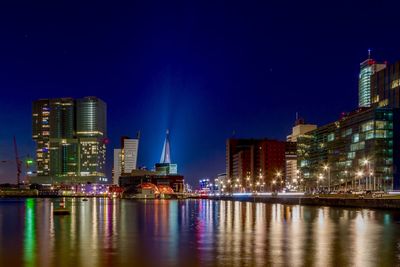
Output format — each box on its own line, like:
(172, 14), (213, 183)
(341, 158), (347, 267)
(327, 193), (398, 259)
(352, 133), (359, 143)
(327, 133), (335, 142)
(361, 121), (374, 132)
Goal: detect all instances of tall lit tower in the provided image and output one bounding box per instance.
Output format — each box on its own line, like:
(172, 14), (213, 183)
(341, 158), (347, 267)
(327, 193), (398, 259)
(160, 129), (171, 164)
(358, 50), (386, 108)
(156, 129), (177, 175)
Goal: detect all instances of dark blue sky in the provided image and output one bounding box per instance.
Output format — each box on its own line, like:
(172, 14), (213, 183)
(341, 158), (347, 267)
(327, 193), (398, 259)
(0, 0), (399, 184)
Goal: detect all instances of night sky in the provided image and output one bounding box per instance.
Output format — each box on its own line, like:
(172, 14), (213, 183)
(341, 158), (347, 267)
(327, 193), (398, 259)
(0, 1), (400, 185)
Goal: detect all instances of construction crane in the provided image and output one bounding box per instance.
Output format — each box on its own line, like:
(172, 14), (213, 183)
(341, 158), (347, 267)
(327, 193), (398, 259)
(0, 137), (26, 187)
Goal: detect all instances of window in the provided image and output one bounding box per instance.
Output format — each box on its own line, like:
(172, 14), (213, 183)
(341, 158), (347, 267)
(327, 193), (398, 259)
(350, 141), (365, 151)
(327, 133), (335, 142)
(365, 131), (374, 140)
(361, 121), (374, 132)
(348, 152), (355, 159)
(352, 133), (359, 143)
(376, 121), (388, 129)
(375, 130), (389, 138)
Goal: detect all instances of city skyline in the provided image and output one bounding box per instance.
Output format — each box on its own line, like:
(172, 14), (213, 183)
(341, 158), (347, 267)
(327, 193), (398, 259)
(2, 1), (400, 185)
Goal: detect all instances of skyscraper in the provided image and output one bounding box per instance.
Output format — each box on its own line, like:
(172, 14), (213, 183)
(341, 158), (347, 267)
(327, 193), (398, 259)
(32, 96), (107, 184)
(76, 97), (107, 178)
(113, 136), (139, 185)
(155, 130), (177, 175)
(32, 98), (76, 177)
(358, 50), (386, 108)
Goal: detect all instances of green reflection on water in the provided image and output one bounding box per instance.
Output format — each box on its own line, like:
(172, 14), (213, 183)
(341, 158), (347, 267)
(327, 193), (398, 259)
(24, 198), (36, 267)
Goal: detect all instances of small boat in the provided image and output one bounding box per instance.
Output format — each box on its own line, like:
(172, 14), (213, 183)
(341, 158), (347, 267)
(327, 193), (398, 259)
(53, 208), (71, 215)
(82, 198), (89, 201)
(53, 200), (70, 215)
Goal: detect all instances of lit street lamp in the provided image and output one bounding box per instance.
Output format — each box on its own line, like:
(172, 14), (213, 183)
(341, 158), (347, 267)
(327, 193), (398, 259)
(356, 171), (363, 190)
(323, 164), (330, 192)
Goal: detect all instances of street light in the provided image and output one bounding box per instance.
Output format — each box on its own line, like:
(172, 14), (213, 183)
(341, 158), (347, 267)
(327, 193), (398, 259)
(323, 164), (330, 192)
(363, 158), (373, 190)
(318, 173), (324, 192)
(356, 171), (363, 190)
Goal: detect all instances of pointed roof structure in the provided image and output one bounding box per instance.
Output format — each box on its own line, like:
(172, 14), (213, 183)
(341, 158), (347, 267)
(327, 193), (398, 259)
(160, 129), (171, 164)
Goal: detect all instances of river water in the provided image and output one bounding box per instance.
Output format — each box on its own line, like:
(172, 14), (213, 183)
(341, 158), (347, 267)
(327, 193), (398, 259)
(0, 198), (399, 267)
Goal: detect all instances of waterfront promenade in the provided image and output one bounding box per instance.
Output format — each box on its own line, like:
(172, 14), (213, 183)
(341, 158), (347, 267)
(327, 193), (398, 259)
(2, 188), (400, 209)
(194, 193), (400, 209)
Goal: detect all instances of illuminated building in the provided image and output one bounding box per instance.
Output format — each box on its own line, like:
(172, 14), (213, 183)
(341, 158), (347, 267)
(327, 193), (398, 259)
(358, 50), (386, 108)
(31, 96), (107, 184)
(226, 139), (296, 191)
(297, 107), (400, 191)
(119, 129), (184, 193)
(119, 169), (184, 193)
(155, 129), (177, 175)
(113, 148), (122, 185)
(286, 116), (317, 187)
(371, 60), (400, 108)
(32, 99), (52, 176)
(113, 136), (139, 185)
(76, 97), (107, 180)
(32, 98), (75, 177)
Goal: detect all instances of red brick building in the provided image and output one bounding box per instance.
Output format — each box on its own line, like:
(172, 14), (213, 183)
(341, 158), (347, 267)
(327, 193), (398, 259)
(226, 139), (296, 191)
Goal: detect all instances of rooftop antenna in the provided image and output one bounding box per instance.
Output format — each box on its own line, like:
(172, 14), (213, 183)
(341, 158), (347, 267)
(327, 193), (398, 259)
(368, 48), (371, 59)
(296, 112), (299, 120)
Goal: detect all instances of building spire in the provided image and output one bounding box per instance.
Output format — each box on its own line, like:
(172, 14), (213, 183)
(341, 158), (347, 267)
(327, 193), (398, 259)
(368, 48), (371, 59)
(160, 129), (171, 164)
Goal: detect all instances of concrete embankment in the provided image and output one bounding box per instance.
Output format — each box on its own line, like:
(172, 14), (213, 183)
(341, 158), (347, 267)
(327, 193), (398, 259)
(0, 189), (39, 197)
(200, 195), (400, 209)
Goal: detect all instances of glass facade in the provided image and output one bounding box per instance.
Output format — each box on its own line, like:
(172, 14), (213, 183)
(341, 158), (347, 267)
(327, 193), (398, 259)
(32, 97), (107, 184)
(297, 107), (400, 191)
(359, 63), (373, 107)
(358, 58), (386, 108)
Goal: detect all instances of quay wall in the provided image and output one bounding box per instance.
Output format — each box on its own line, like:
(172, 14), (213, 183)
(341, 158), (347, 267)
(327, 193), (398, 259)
(199, 195), (400, 209)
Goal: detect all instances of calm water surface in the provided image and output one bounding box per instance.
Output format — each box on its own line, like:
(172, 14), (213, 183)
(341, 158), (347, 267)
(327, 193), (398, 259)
(0, 198), (400, 267)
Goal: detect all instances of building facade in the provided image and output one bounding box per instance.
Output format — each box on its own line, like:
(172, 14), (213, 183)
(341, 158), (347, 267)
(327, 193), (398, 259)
(286, 118), (317, 186)
(113, 136), (139, 185)
(32, 97), (107, 184)
(226, 139), (296, 191)
(119, 169), (184, 193)
(297, 107), (400, 191)
(371, 60), (400, 108)
(358, 53), (386, 108)
(155, 130), (178, 175)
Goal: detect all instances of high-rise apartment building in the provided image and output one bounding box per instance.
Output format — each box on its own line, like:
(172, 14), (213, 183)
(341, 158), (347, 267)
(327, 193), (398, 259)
(32, 96), (107, 184)
(358, 51), (386, 108)
(113, 136), (139, 185)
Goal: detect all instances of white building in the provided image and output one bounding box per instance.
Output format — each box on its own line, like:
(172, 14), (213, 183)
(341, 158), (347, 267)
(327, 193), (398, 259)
(113, 137), (139, 185)
(123, 139), (139, 173)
